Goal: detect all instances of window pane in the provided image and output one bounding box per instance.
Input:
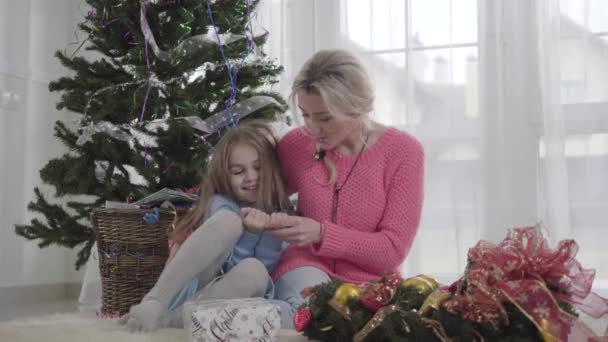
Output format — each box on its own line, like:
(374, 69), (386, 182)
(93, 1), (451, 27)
(560, 37), (608, 103)
(409, 140), (482, 275)
(451, 0), (478, 44)
(539, 134), (608, 158)
(371, 0), (406, 50)
(589, 0), (608, 32)
(346, 0), (371, 49)
(411, 0), (450, 46)
(539, 134), (608, 277)
(451, 47), (478, 86)
(408, 47), (480, 139)
(410, 47), (477, 85)
(360, 53), (410, 126)
(560, 0), (586, 28)
(411, 48), (450, 83)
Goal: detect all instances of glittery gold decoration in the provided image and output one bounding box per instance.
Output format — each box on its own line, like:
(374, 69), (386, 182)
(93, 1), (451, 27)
(422, 317), (452, 342)
(401, 274), (440, 295)
(329, 298), (352, 321)
(420, 289), (451, 315)
(539, 319), (559, 342)
(333, 283), (361, 305)
(352, 305), (401, 342)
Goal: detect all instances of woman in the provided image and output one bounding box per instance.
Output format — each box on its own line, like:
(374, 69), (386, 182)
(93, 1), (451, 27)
(266, 49), (425, 328)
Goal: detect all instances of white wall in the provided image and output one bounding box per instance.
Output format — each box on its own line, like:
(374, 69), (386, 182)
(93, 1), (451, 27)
(0, 0), (85, 287)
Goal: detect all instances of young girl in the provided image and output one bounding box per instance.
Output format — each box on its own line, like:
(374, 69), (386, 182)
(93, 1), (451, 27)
(122, 121), (293, 332)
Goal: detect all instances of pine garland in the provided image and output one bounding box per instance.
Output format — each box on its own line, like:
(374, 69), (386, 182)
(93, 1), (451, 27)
(299, 276), (566, 341)
(295, 228), (608, 341)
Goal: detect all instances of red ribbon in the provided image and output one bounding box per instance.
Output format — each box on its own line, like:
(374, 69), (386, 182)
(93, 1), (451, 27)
(443, 226), (608, 340)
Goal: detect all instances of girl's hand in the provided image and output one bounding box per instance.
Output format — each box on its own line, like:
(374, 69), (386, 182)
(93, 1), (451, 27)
(266, 215), (322, 246)
(267, 212), (299, 229)
(241, 207), (270, 234)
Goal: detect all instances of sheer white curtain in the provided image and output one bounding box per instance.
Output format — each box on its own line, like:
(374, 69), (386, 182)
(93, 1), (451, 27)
(0, 0), (84, 287)
(258, 0), (608, 290)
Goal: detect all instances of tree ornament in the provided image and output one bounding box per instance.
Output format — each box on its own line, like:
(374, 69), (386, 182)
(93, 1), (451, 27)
(333, 283), (361, 305)
(401, 274), (439, 296)
(383, 272), (403, 288)
(293, 306), (313, 332)
(360, 274), (402, 312)
(360, 286), (389, 312)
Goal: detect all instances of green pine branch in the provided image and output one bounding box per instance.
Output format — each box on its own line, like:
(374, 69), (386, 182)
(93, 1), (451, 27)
(16, 0), (288, 270)
(15, 188), (96, 268)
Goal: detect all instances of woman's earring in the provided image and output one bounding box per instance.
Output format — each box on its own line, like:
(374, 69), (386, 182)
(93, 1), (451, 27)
(314, 150), (326, 161)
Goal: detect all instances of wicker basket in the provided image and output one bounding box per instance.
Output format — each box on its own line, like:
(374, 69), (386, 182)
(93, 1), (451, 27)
(91, 208), (182, 316)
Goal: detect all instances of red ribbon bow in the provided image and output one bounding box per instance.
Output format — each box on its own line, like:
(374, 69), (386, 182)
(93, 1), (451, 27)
(443, 226), (608, 341)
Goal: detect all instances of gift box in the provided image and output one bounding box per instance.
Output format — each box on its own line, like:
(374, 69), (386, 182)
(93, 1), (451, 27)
(184, 298), (281, 342)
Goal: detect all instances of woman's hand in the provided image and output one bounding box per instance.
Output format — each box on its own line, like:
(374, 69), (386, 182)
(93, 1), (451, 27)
(268, 212), (299, 228)
(241, 207), (270, 234)
(266, 214), (322, 246)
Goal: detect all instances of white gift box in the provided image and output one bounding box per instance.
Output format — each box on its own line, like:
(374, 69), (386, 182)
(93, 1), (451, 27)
(184, 298), (281, 342)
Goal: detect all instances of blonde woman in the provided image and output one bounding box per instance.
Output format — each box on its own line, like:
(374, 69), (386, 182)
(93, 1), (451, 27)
(265, 49), (426, 328)
(122, 121), (293, 331)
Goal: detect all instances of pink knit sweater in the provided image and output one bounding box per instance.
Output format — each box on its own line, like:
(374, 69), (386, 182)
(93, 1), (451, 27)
(272, 126), (425, 283)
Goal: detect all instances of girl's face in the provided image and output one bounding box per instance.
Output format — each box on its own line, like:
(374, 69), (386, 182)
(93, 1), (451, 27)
(297, 92), (359, 151)
(228, 143), (260, 204)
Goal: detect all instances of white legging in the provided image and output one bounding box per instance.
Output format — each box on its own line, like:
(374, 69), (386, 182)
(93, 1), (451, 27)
(142, 210), (270, 327)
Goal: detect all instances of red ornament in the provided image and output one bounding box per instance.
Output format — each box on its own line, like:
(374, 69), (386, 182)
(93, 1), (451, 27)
(293, 307), (313, 332)
(359, 273), (402, 312)
(383, 273), (403, 288)
(360, 295), (385, 312)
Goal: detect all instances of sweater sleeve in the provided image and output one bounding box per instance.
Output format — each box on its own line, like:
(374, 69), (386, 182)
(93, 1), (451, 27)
(311, 140), (425, 274)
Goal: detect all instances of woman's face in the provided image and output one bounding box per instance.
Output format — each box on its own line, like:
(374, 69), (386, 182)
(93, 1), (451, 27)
(297, 92), (359, 151)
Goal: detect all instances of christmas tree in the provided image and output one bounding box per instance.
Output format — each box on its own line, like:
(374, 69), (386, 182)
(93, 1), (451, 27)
(15, 0), (287, 269)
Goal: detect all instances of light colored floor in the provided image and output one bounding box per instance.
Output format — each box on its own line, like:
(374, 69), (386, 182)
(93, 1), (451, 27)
(0, 299), (308, 342)
(0, 299), (81, 322)
(2, 299), (606, 339)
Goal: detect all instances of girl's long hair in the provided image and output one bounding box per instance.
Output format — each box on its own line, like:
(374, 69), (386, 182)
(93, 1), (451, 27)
(171, 121), (292, 244)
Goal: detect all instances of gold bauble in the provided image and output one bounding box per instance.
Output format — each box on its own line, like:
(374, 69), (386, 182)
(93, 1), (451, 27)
(401, 274), (439, 294)
(333, 283), (361, 305)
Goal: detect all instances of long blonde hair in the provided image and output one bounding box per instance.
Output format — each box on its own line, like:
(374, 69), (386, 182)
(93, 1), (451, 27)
(172, 121), (292, 243)
(290, 49), (375, 184)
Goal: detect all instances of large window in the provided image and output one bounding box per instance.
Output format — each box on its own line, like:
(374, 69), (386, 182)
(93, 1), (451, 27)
(268, 0), (608, 285)
(342, 0), (480, 279)
(341, 0), (608, 281)
(558, 0), (608, 284)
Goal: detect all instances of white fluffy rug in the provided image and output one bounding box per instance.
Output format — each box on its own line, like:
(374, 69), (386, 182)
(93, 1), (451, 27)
(0, 313), (306, 342)
(2, 312), (606, 341)
(0, 313), (186, 342)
